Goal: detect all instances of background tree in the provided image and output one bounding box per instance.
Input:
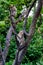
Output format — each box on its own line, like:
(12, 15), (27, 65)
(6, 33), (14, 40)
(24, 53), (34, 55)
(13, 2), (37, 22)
(0, 0), (43, 65)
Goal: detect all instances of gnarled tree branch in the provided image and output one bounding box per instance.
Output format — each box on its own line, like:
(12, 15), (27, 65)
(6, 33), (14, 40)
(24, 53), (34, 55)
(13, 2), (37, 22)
(23, 0), (37, 36)
(3, 26), (13, 62)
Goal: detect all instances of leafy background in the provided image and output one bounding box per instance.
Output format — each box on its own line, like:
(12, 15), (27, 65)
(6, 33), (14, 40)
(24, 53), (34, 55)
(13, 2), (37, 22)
(0, 0), (43, 65)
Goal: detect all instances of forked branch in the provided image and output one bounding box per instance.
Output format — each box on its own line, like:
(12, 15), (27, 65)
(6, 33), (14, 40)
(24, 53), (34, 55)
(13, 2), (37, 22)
(12, 0), (42, 65)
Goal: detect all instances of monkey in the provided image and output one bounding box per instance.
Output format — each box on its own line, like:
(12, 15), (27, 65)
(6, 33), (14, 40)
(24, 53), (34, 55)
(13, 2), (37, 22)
(16, 30), (27, 51)
(9, 5), (17, 28)
(21, 7), (28, 18)
(17, 30), (25, 46)
(10, 5), (17, 17)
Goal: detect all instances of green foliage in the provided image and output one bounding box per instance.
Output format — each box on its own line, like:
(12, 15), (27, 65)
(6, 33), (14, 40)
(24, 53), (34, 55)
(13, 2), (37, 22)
(6, 61), (12, 65)
(0, 1), (9, 20)
(0, 16), (43, 65)
(6, 36), (17, 62)
(0, 0), (43, 65)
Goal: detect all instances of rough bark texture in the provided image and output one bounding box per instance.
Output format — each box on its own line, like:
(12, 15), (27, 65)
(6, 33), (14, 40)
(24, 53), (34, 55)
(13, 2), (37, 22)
(12, 0), (42, 65)
(0, 0), (42, 65)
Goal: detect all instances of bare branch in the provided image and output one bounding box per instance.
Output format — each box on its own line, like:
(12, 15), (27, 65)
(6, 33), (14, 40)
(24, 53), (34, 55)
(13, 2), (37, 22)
(12, 47), (27, 65)
(3, 26), (13, 61)
(23, 0), (37, 36)
(24, 0), (42, 46)
(28, 0), (42, 37)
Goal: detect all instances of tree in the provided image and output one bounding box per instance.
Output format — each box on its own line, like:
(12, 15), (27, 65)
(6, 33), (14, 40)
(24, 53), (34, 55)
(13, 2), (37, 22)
(0, 0), (42, 65)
